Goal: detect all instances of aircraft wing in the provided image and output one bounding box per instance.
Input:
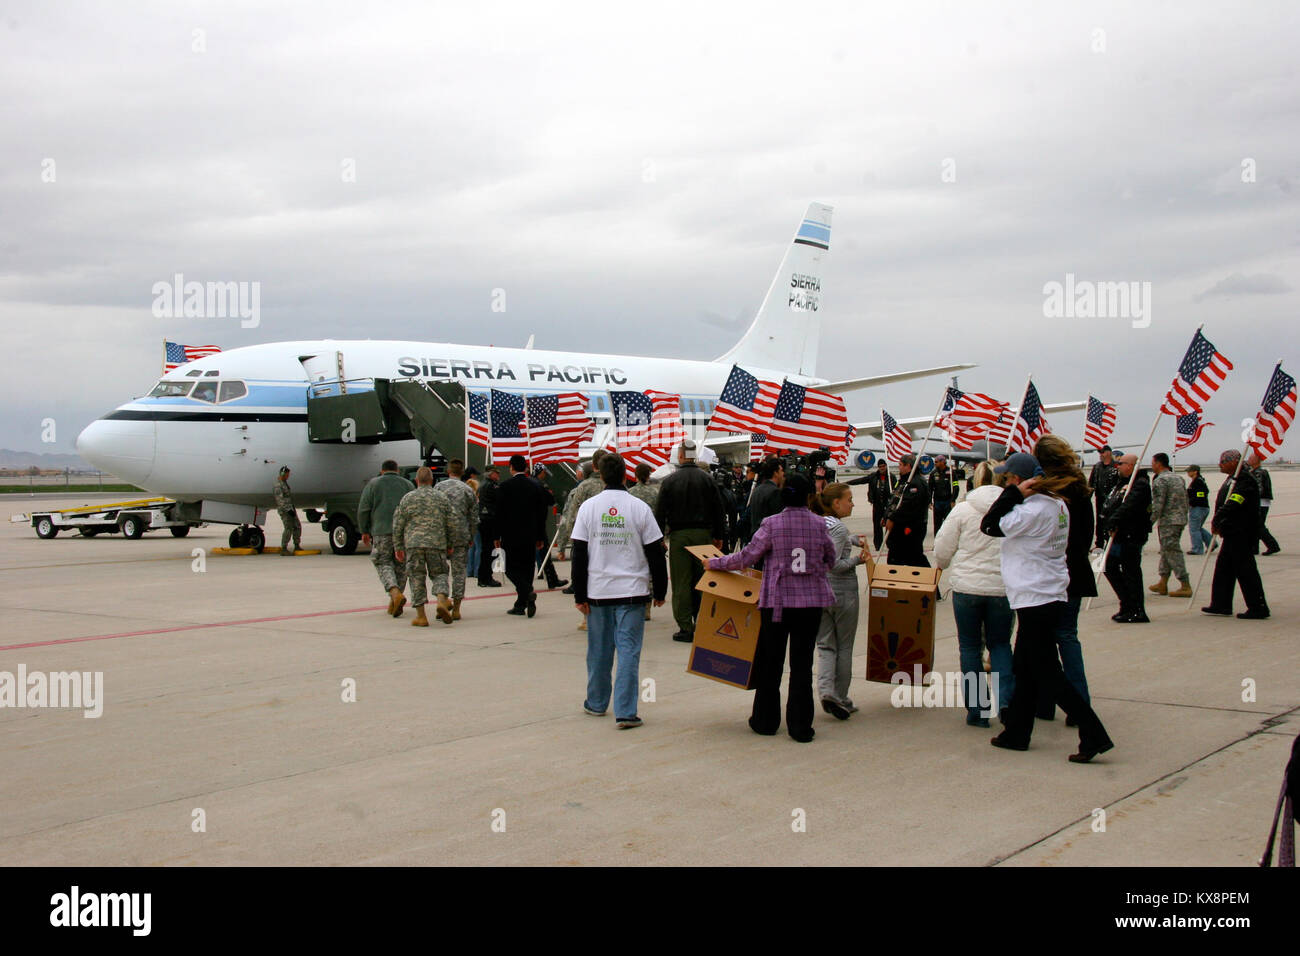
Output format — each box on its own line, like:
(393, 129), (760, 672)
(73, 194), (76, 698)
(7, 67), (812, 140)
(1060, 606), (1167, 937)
(818, 364), (977, 395)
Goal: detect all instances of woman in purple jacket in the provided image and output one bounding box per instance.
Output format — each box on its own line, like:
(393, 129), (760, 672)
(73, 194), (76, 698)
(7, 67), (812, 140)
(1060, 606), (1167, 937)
(708, 473), (837, 742)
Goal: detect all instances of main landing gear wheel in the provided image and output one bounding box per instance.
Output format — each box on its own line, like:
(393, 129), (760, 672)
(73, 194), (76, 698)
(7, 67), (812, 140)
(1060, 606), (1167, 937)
(229, 527), (249, 548)
(327, 515), (359, 555)
(246, 526), (266, 553)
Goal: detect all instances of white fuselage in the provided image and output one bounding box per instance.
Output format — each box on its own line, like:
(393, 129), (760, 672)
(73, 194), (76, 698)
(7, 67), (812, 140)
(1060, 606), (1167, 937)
(77, 339), (809, 507)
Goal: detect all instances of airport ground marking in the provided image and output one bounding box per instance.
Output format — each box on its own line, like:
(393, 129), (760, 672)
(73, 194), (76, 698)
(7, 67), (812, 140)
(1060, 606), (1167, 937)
(0, 584), (568, 652)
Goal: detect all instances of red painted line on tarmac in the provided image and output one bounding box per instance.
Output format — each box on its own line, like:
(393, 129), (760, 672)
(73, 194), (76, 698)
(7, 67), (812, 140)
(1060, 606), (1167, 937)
(0, 586), (562, 652)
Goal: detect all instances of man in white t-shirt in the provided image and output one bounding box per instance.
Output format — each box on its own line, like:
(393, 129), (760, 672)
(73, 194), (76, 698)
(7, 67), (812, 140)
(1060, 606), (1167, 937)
(571, 453), (668, 729)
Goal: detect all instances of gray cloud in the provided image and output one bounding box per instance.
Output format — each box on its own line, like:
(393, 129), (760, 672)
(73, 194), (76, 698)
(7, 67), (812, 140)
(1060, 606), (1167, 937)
(1194, 272), (1293, 301)
(2, 0), (1299, 460)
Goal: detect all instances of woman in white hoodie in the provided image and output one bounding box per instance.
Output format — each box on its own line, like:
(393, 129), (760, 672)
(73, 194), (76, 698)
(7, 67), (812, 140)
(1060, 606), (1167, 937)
(934, 461), (1013, 727)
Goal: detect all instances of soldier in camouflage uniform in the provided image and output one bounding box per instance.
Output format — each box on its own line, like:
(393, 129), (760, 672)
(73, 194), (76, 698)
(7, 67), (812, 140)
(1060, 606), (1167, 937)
(1147, 452), (1191, 597)
(433, 459), (479, 623)
(274, 466), (302, 555)
(358, 459), (415, 617)
(557, 450), (608, 559)
(392, 467), (450, 627)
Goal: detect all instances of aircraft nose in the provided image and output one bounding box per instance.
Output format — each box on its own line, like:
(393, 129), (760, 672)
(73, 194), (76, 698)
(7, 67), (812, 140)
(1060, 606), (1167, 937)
(76, 417), (156, 486)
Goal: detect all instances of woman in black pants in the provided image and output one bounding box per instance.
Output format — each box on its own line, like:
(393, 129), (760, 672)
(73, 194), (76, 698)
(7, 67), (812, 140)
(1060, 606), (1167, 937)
(980, 453), (1114, 763)
(708, 473), (836, 742)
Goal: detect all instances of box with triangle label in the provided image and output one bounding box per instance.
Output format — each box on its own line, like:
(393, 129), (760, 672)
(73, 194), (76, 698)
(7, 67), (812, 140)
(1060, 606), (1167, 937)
(685, 545), (763, 689)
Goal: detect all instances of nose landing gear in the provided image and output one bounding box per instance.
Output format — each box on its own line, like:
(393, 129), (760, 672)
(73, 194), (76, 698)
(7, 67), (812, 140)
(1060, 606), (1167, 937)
(228, 525), (266, 552)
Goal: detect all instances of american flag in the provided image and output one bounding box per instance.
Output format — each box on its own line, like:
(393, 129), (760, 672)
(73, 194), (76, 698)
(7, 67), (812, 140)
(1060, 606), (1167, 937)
(707, 365), (781, 435)
(937, 386), (1009, 450)
(748, 433), (768, 462)
(1006, 381), (1051, 453)
(1246, 364), (1297, 459)
(164, 341), (221, 372)
(610, 389), (686, 452)
(1159, 330), (1234, 417)
(489, 388), (528, 464)
(525, 392), (594, 462)
(1174, 411), (1212, 451)
(1082, 396), (1117, 450)
(882, 409), (912, 463)
(467, 391), (491, 449)
(765, 381), (850, 454)
(832, 425), (857, 465)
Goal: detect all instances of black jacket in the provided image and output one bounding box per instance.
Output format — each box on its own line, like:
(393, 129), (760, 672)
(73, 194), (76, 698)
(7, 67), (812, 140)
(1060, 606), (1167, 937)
(1187, 475), (1209, 510)
(886, 471), (930, 546)
(495, 473), (548, 544)
(928, 468), (955, 503)
(1100, 469), (1152, 542)
(478, 478), (500, 522)
(1089, 461), (1119, 505)
(1253, 467), (1273, 501)
(1062, 479), (1098, 599)
(747, 479), (783, 536)
(654, 464), (725, 538)
(1213, 468), (1260, 540)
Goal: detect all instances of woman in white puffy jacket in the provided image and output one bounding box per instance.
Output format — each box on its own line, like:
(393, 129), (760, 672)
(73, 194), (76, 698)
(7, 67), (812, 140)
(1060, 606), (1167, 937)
(933, 462), (1013, 727)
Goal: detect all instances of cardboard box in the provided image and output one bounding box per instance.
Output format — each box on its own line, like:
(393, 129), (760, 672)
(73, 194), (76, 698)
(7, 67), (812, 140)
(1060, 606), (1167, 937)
(684, 544), (762, 689)
(863, 559), (942, 685)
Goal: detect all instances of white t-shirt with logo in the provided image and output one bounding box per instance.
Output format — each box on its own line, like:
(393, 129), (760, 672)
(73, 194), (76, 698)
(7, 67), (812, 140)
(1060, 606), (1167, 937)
(996, 494), (1069, 609)
(571, 489), (664, 600)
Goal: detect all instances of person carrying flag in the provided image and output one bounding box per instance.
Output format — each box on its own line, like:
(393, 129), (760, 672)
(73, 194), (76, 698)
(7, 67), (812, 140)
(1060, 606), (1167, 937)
(1203, 450), (1270, 619)
(885, 454), (930, 567)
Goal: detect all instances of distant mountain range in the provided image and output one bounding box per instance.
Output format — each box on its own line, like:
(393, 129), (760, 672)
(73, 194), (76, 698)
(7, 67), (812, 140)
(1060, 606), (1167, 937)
(0, 449), (93, 470)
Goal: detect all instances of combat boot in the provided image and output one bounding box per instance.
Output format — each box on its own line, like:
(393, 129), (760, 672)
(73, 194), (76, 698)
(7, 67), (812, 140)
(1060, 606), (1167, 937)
(1167, 578), (1193, 598)
(1148, 575), (1168, 595)
(451, 598), (462, 621)
(411, 605), (429, 627)
(387, 587), (405, 616)
(435, 594), (454, 625)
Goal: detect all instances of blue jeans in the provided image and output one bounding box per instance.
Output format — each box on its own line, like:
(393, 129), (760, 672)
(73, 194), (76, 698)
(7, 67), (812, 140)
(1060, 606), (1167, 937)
(952, 592), (1014, 719)
(1055, 595), (1090, 704)
(466, 534), (482, 581)
(584, 603), (646, 720)
(1187, 506), (1211, 553)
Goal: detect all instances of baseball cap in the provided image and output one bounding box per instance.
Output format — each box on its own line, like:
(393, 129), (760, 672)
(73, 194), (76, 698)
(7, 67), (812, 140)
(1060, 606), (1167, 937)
(995, 453), (1041, 480)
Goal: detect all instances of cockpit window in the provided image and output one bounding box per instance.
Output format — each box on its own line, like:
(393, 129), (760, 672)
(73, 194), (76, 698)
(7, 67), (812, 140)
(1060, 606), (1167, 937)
(149, 381), (194, 398)
(218, 381), (247, 402)
(185, 368), (204, 377)
(191, 381), (218, 403)
(204, 370), (220, 377)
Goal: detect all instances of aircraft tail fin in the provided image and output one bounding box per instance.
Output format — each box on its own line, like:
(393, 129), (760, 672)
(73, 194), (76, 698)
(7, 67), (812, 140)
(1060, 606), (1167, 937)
(716, 202), (832, 377)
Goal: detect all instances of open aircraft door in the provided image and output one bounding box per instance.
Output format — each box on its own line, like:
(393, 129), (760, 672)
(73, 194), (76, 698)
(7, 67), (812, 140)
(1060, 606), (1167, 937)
(299, 351), (346, 397)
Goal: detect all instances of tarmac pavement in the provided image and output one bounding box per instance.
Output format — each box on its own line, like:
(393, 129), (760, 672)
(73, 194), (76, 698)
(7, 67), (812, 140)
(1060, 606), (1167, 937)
(0, 476), (1295, 866)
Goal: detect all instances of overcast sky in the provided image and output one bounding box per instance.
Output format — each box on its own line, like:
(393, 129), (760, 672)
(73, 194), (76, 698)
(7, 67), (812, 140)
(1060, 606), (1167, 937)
(2, 0), (1297, 463)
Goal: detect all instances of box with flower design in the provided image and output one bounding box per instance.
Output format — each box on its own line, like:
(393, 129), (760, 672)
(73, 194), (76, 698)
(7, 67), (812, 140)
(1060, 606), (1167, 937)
(863, 559), (941, 684)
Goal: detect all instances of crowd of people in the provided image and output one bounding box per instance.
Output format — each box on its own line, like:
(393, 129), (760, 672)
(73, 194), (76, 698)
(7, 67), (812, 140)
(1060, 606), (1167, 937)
(273, 436), (1279, 751)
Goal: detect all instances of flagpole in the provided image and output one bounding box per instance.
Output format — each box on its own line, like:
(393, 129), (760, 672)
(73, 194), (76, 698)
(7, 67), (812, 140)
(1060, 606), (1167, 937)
(999, 373), (1033, 452)
(162, 338), (167, 377)
(1087, 325), (1211, 611)
(1185, 360), (1282, 610)
(1085, 408), (1162, 611)
(1078, 394), (1091, 464)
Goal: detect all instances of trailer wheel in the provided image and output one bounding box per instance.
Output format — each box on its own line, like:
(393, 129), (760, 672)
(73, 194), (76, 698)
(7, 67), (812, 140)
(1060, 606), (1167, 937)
(327, 515), (359, 555)
(169, 526), (190, 538)
(35, 517), (58, 539)
(120, 516), (146, 539)
(247, 526), (266, 553)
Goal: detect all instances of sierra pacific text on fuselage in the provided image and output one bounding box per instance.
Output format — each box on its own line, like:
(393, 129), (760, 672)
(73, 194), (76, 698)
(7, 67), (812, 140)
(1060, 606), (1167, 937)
(396, 357), (629, 385)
